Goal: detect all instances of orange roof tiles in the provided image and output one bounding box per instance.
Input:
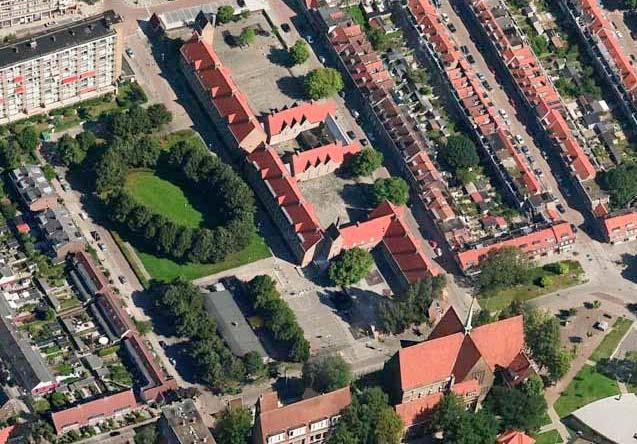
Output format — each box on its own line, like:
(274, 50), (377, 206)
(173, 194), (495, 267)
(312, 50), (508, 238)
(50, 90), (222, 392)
(456, 222), (575, 270)
(0, 426), (15, 444)
(290, 141), (361, 177)
(256, 387), (351, 443)
(603, 211), (637, 239)
(52, 390), (137, 433)
(180, 35), (266, 152)
(497, 430), (536, 444)
(468, 0), (597, 181)
(264, 100), (337, 138)
(397, 307), (526, 391)
(249, 146), (323, 250)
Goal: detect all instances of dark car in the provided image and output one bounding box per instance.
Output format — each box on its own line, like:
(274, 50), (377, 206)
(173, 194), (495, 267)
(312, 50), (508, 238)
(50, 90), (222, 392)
(347, 130), (356, 139)
(460, 45), (469, 54)
(556, 203), (566, 214)
(482, 80), (491, 90)
(281, 23), (291, 33)
(447, 23), (457, 32)
(467, 54), (476, 64)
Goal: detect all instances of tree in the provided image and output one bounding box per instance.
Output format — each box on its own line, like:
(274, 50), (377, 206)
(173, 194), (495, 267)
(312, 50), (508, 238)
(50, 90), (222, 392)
(429, 394), (498, 444)
(17, 126), (39, 153)
(473, 308), (495, 327)
(214, 406), (253, 444)
(485, 385), (547, 432)
(302, 355), (352, 393)
(523, 305), (571, 382)
(290, 40), (310, 65)
(243, 351), (265, 378)
(305, 68), (344, 100)
(147, 103), (173, 129)
(329, 387), (403, 444)
(544, 261), (569, 275)
(378, 275), (446, 333)
(439, 134), (479, 174)
(328, 247), (374, 287)
(239, 27), (256, 46)
(372, 177), (409, 206)
(368, 28), (402, 52)
(49, 392), (67, 409)
(134, 424), (157, 444)
(478, 246), (533, 290)
(57, 134), (84, 166)
(217, 5), (235, 24)
(350, 148), (383, 177)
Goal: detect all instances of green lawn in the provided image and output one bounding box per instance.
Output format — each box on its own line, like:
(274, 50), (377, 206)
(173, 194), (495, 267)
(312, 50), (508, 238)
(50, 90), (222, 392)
(160, 129), (207, 151)
(533, 430), (562, 444)
(125, 170), (204, 228)
(590, 317), (633, 362)
(136, 231), (270, 282)
(553, 365), (620, 417)
(480, 260), (585, 312)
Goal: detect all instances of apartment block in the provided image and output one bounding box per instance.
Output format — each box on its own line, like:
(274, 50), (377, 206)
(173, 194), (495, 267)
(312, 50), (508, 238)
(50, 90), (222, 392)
(0, 0), (76, 29)
(0, 10), (123, 125)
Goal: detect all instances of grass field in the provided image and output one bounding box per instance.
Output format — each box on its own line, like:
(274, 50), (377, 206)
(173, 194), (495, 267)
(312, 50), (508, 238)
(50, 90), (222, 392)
(553, 365), (620, 417)
(480, 260), (585, 312)
(125, 170), (204, 228)
(137, 231), (270, 282)
(590, 317), (633, 362)
(533, 430), (562, 444)
(160, 129), (207, 151)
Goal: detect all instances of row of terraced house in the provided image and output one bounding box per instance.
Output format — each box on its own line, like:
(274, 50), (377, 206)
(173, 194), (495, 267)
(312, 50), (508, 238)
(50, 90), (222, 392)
(452, 0), (637, 244)
(301, 1), (576, 274)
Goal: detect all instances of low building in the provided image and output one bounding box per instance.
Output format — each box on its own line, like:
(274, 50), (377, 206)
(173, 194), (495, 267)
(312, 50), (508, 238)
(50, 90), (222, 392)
(201, 284), (267, 359)
(10, 166), (57, 212)
(263, 100), (337, 145)
(149, 4), (216, 32)
(253, 387), (351, 444)
(35, 208), (85, 261)
(570, 393), (637, 444)
(387, 307), (535, 437)
(51, 389), (137, 435)
(497, 430), (535, 444)
(158, 398), (216, 444)
(0, 297), (56, 394)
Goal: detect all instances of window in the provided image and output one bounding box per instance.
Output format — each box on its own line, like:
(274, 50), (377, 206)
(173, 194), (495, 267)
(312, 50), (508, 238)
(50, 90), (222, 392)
(289, 426), (306, 438)
(310, 419), (329, 432)
(267, 433), (286, 444)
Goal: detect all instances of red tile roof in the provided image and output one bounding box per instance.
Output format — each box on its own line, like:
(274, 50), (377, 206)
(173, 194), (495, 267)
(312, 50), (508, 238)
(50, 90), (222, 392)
(466, 0), (597, 181)
(456, 222), (575, 270)
(397, 307), (525, 391)
(338, 201), (441, 282)
(497, 430), (536, 444)
(180, 35), (266, 152)
(256, 387), (351, 443)
(51, 390), (137, 434)
(290, 141), (361, 177)
(0, 426), (15, 444)
(394, 378), (480, 427)
(264, 100), (337, 138)
(603, 211), (637, 240)
(249, 146), (323, 250)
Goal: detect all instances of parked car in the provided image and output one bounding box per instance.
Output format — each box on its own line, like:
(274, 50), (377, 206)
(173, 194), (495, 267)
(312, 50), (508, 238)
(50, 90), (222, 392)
(460, 45), (469, 54)
(125, 48), (134, 58)
(477, 72), (486, 81)
(556, 203), (566, 214)
(79, 212), (88, 220)
(360, 138), (369, 146)
(534, 168), (544, 177)
(347, 130), (356, 139)
(498, 109), (508, 118)
(515, 134), (524, 143)
(98, 243), (107, 252)
(118, 275), (127, 284)
(467, 54), (476, 64)
(91, 231), (101, 241)
(482, 80), (492, 91)
(281, 23), (290, 32)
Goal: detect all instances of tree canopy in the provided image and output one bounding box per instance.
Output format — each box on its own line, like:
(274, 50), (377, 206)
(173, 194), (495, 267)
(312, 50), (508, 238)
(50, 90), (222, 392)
(146, 103), (173, 129)
(429, 394), (499, 444)
(214, 406), (253, 444)
(305, 68), (344, 100)
(217, 5), (235, 23)
(350, 148), (383, 177)
(484, 383), (547, 433)
(290, 40), (310, 65)
(328, 247), (374, 287)
(239, 27), (256, 46)
(378, 275), (446, 333)
(599, 163), (637, 209)
(302, 354), (352, 393)
(329, 387), (403, 444)
(478, 246), (533, 290)
(246, 275), (310, 362)
(439, 134), (480, 175)
(372, 177), (409, 206)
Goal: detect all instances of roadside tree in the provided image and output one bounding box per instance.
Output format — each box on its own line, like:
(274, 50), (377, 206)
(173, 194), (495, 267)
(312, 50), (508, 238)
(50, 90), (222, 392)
(290, 40), (310, 65)
(305, 68), (344, 100)
(372, 177), (409, 206)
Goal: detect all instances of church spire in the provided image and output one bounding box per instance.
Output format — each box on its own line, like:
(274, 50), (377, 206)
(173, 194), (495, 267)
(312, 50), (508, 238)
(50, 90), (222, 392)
(464, 296), (476, 334)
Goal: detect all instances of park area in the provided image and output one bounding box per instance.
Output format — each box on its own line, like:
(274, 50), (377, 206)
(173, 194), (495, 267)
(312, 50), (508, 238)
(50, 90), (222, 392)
(554, 317), (634, 418)
(479, 260), (585, 312)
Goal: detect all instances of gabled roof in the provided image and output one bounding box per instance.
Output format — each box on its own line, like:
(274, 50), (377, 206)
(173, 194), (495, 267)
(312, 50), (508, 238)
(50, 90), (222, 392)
(397, 307), (525, 391)
(497, 430), (536, 444)
(51, 390), (137, 433)
(290, 141), (361, 177)
(256, 387), (351, 443)
(264, 101), (337, 138)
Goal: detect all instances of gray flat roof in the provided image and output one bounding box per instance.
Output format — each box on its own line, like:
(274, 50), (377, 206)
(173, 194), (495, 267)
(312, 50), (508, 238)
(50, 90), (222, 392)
(156, 4), (216, 30)
(202, 289), (267, 358)
(0, 10), (121, 69)
(572, 393), (637, 443)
